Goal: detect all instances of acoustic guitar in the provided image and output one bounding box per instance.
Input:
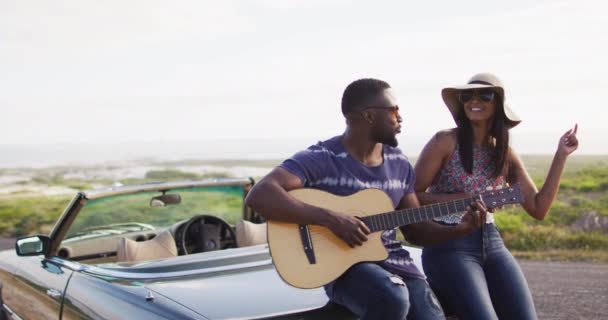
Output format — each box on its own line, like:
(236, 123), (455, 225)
(267, 185), (523, 288)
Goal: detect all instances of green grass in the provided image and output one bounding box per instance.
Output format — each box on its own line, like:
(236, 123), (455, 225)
(499, 225), (608, 251)
(560, 166), (608, 192)
(491, 161), (608, 258)
(144, 169), (232, 181)
(0, 195), (72, 236)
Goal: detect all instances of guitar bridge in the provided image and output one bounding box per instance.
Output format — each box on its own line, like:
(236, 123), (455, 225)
(298, 224), (316, 264)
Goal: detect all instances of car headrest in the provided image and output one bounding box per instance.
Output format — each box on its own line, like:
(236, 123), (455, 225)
(116, 230), (177, 262)
(235, 220), (267, 247)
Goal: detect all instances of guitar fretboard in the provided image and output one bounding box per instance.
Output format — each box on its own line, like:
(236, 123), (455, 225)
(360, 196), (481, 232)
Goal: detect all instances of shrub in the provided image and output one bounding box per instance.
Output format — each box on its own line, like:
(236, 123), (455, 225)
(501, 225), (608, 251)
(145, 170), (201, 180)
(0, 196), (70, 237)
(494, 213), (525, 233)
(544, 201), (582, 226)
(559, 166), (608, 192)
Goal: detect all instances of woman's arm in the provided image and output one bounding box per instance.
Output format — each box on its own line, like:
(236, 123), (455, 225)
(511, 125), (579, 220)
(414, 129), (474, 204)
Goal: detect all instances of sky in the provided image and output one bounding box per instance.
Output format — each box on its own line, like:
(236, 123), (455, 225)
(1, 0), (606, 166)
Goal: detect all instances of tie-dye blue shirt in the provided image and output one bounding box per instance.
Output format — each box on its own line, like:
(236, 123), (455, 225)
(280, 135), (425, 279)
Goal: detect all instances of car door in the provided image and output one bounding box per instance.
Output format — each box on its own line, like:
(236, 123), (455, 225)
(8, 256), (73, 320)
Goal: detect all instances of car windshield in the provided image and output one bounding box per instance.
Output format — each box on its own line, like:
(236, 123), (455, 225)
(63, 185), (244, 241)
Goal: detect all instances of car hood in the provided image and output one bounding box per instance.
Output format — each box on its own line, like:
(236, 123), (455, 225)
(87, 245), (330, 320)
(147, 263), (328, 319)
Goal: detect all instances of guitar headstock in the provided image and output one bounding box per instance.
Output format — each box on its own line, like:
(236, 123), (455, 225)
(480, 184), (523, 209)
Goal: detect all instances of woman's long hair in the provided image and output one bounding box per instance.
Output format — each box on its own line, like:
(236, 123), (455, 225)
(455, 95), (511, 178)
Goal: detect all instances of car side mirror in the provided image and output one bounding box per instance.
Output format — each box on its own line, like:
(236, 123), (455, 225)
(16, 235), (51, 256)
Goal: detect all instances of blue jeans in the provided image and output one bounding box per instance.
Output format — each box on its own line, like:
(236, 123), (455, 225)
(422, 224), (537, 320)
(325, 263), (445, 320)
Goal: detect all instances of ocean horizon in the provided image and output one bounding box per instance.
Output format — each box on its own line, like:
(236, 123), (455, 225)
(1, 136), (606, 169)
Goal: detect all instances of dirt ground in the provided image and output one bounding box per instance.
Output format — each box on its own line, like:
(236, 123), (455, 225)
(0, 238), (606, 319)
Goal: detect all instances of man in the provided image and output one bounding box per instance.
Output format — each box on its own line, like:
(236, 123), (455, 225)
(245, 78), (485, 319)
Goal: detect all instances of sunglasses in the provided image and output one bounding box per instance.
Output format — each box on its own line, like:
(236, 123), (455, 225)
(363, 105), (400, 117)
(458, 89), (496, 103)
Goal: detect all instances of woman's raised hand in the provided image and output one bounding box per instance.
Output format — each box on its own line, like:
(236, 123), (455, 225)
(557, 124), (579, 156)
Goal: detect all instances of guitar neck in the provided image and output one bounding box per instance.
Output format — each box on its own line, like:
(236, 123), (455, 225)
(360, 195), (480, 232)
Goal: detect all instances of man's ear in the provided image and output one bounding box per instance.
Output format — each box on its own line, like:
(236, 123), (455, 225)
(362, 110), (374, 124)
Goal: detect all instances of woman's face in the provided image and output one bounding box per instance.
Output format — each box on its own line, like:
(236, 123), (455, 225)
(459, 89), (498, 123)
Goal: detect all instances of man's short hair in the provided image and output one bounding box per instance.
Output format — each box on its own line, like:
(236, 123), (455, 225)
(341, 78), (391, 116)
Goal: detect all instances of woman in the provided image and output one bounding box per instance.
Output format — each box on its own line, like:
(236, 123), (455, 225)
(410, 73), (578, 319)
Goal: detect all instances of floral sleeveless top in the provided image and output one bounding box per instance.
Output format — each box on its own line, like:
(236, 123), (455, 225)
(429, 144), (507, 225)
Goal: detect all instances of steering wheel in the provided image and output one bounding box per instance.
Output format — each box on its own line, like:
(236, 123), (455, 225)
(180, 214), (237, 254)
